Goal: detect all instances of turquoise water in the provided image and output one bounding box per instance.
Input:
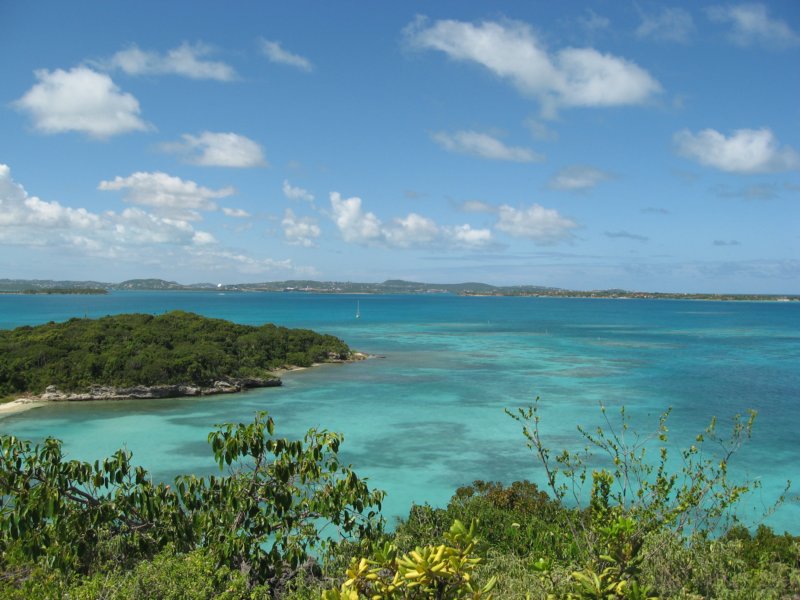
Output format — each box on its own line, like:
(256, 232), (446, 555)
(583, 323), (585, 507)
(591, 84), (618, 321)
(1, 292), (798, 533)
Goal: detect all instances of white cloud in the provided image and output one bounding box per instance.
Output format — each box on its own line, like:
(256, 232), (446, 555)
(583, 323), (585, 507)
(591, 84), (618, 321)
(282, 179), (315, 202)
(281, 209), (320, 247)
(432, 130), (543, 162)
(636, 7), (695, 43)
(549, 165), (611, 191)
(708, 4), (800, 48)
(329, 192), (383, 243)
(192, 231), (217, 245)
(674, 128), (800, 173)
(0, 164), (322, 277)
(0, 164), (101, 234)
(104, 42), (237, 80)
(0, 164), (213, 252)
(98, 171), (235, 220)
(14, 67), (149, 139)
(260, 39), (313, 72)
(406, 17), (661, 117)
(328, 192), (492, 249)
(162, 132), (267, 167)
(383, 213), (440, 247)
(222, 207), (251, 218)
(496, 204), (577, 244)
(444, 224), (492, 247)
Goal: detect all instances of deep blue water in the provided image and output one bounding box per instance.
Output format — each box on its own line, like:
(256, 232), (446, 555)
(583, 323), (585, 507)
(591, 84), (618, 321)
(1, 291), (798, 532)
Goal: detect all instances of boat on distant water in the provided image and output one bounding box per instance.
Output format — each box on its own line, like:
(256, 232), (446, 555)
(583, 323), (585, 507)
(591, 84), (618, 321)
(356, 300), (360, 319)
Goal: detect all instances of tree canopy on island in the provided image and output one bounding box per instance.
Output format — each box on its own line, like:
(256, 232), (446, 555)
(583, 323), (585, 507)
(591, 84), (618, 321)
(0, 311), (351, 396)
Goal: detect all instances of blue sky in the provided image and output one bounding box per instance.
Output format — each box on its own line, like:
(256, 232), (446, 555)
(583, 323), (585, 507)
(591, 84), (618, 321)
(1, 1), (798, 293)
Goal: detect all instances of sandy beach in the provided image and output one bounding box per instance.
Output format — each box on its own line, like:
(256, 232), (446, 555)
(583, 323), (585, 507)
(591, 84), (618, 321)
(0, 397), (49, 416)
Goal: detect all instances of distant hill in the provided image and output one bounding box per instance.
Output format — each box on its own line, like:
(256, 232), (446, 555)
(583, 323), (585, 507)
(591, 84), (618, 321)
(0, 279), (109, 292)
(114, 279), (191, 291)
(1, 278), (796, 300)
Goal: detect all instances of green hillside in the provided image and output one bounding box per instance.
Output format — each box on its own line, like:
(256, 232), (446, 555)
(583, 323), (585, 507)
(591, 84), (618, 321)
(0, 311), (350, 396)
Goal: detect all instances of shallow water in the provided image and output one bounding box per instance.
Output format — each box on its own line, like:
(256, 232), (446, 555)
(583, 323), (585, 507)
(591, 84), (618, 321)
(1, 292), (798, 532)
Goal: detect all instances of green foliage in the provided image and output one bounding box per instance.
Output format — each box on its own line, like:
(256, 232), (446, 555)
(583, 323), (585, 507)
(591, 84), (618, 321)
(503, 399), (796, 599)
(0, 311), (352, 395)
(506, 400), (790, 542)
(0, 412), (384, 593)
(0, 435), (188, 573)
(3, 397), (800, 599)
(322, 519), (496, 600)
(419, 480), (583, 562)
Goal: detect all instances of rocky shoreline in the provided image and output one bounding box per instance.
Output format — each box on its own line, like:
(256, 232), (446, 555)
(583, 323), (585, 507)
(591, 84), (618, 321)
(38, 377), (282, 402)
(0, 378), (281, 415)
(0, 352), (372, 416)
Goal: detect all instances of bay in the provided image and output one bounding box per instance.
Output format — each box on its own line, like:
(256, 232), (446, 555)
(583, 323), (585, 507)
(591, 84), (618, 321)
(1, 291), (798, 533)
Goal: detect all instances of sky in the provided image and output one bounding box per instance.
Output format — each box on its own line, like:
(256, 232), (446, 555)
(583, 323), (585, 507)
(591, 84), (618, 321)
(1, 1), (798, 293)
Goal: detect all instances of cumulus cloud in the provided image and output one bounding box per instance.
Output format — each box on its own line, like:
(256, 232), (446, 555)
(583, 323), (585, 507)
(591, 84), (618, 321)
(444, 224), (492, 247)
(14, 67), (149, 139)
(328, 192), (491, 249)
(406, 17), (661, 117)
(549, 165), (611, 191)
(329, 192), (383, 243)
(282, 180), (315, 202)
(636, 7), (695, 43)
(0, 163), (214, 252)
(708, 3), (800, 48)
(104, 42), (237, 80)
(432, 130), (543, 162)
(98, 171), (235, 220)
(281, 209), (320, 247)
(674, 128), (800, 173)
(260, 39), (313, 71)
(162, 132), (267, 167)
(383, 213), (440, 247)
(495, 204), (577, 244)
(0, 163), (318, 277)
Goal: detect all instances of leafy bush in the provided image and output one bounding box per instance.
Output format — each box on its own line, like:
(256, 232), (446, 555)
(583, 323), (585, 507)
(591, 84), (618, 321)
(0, 412), (384, 594)
(322, 519), (496, 599)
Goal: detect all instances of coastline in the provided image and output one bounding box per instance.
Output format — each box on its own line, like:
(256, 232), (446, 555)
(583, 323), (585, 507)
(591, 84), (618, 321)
(0, 352), (370, 418)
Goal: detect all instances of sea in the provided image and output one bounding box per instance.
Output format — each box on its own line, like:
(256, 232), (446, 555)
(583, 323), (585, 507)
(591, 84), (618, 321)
(1, 291), (798, 533)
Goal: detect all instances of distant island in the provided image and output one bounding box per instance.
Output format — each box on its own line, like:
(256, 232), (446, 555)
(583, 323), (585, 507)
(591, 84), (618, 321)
(0, 311), (357, 405)
(0, 288), (108, 295)
(0, 278), (797, 301)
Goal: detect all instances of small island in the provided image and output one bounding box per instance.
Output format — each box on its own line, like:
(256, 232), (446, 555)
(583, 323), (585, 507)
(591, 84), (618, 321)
(0, 311), (359, 409)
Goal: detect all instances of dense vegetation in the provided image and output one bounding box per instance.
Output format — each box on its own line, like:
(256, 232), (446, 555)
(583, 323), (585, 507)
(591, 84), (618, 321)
(0, 311), (351, 396)
(1, 403), (797, 598)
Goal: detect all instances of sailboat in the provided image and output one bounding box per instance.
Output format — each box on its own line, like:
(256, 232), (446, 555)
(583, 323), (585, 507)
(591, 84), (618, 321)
(355, 300), (360, 319)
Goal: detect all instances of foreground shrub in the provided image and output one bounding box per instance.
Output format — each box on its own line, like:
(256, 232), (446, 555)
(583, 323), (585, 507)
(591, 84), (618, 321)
(0, 412), (384, 594)
(322, 519), (496, 600)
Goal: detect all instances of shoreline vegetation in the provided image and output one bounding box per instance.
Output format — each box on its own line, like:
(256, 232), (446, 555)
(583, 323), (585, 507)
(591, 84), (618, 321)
(1, 277), (797, 301)
(0, 311), (365, 415)
(2, 406), (798, 599)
